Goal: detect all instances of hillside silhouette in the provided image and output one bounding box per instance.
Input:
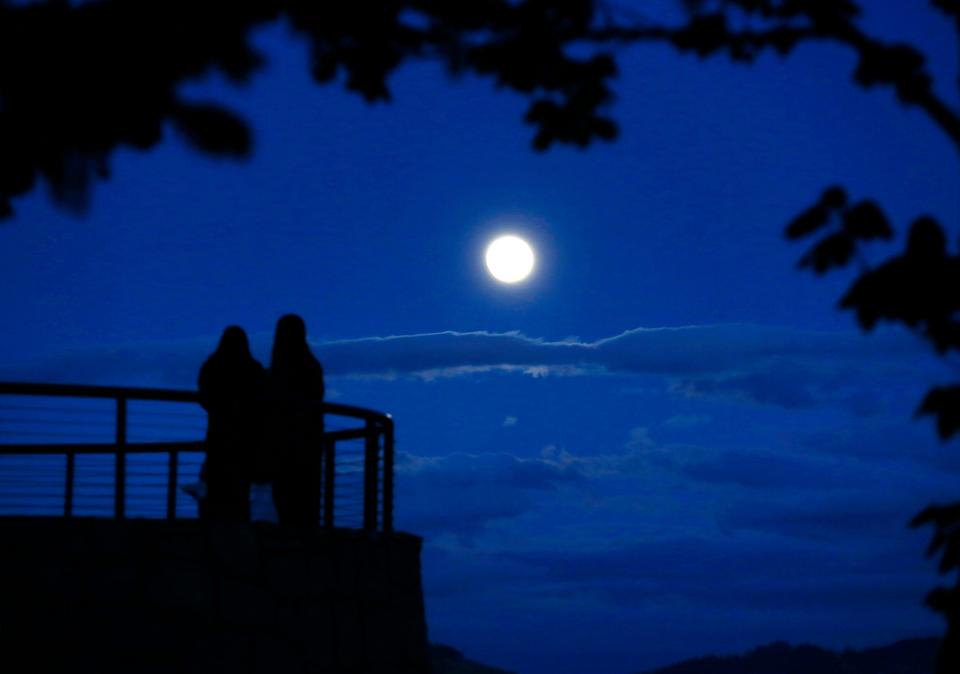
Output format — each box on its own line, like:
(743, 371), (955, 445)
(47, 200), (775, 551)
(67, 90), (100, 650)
(640, 637), (939, 674)
(431, 644), (516, 674)
(1, 0), (957, 671)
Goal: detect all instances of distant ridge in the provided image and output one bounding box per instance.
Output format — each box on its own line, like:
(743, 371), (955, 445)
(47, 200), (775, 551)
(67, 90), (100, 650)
(431, 644), (517, 674)
(639, 637), (940, 674)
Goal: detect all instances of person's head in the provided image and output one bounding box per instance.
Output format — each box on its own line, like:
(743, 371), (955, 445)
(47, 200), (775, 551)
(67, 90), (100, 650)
(216, 325), (251, 360)
(271, 313), (309, 367)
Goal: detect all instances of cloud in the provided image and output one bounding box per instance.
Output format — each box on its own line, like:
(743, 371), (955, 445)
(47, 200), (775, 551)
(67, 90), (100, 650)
(502, 415), (518, 427)
(316, 324), (919, 381)
(395, 434), (947, 640)
(395, 450), (583, 540)
(0, 324), (935, 414)
(675, 448), (855, 489)
(500, 532), (935, 613)
(599, 434), (959, 550)
(720, 493), (923, 542)
(665, 414), (711, 428)
(625, 426), (654, 450)
(673, 371), (819, 409)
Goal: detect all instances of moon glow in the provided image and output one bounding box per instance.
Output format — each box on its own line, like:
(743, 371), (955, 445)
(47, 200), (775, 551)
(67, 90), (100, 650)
(485, 235), (535, 283)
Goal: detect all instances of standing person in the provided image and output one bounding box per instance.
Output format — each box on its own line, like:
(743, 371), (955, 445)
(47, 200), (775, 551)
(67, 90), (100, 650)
(268, 314), (325, 527)
(198, 326), (266, 523)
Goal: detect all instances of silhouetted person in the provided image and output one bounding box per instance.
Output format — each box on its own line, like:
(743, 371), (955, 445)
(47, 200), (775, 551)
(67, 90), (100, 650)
(268, 314), (325, 528)
(198, 326), (266, 523)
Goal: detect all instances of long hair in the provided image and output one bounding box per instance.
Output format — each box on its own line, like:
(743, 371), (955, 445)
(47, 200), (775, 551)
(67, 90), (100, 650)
(269, 314), (324, 399)
(270, 314), (310, 370)
(198, 325), (264, 416)
(216, 325), (253, 361)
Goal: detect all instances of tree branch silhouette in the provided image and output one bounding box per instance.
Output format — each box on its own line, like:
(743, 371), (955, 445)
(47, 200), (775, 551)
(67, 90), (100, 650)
(0, 0), (620, 219)
(600, 1), (958, 670)
(2, 0), (958, 670)
(591, 2), (960, 147)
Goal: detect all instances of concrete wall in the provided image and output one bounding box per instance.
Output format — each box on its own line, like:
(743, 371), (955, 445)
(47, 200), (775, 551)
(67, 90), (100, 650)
(0, 518), (430, 674)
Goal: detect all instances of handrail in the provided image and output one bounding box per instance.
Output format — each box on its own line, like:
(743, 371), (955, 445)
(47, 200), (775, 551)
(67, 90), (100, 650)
(0, 381), (394, 532)
(0, 381), (201, 402)
(0, 381), (393, 420)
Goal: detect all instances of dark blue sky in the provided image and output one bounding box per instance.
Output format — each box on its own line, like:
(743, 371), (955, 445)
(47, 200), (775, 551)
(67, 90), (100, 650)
(1, 3), (959, 673)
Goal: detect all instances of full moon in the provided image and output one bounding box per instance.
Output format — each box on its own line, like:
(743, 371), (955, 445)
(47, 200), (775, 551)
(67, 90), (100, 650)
(485, 235), (535, 283)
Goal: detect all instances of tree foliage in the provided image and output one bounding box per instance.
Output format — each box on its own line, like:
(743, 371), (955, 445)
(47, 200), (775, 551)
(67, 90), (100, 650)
(0, 0), (621, 219)
(638, 2), (960, 670)
(1, 0), (958, 670)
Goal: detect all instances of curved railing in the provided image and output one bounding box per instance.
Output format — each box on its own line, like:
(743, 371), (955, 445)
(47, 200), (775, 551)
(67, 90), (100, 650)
(0, 381), (394, 532)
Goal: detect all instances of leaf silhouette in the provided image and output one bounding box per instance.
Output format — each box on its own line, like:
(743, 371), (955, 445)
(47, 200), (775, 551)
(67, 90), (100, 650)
(798, 231), (855, 273)
(170, 103), (252, 157)
(917, 386), (960, 440)
(842, 200), (893, 241)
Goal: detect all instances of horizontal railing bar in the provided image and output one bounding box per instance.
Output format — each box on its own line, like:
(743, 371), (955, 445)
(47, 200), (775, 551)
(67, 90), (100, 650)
(3, 489), (74, 501)
(0, 441), (205, 455)
(0, 408), (114, 417)
(0, 382), (200, 402)
(124, 473), (181, 478)
(0, 507), (67, 511)
(0, 431), (116, 439)
(0, 382), (391, 425)
(127, 410), (204, 418)
(324, 428), (370, 442)
(319, 400), (390, 424)
(0, 481), (68, 486)
(0, 472), (108, 478)
(58, 480), (113, 486)
(123, 423), (206, 431)
(0, 418), (116, 428)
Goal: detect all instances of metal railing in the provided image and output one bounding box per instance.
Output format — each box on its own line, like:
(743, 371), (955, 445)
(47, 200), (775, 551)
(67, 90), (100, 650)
(0, 381), (394, 532)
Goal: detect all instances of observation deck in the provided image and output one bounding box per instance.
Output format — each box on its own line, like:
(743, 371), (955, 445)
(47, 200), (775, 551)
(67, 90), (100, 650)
(0, 382), (429, 674)
(0, 381), (395, 532)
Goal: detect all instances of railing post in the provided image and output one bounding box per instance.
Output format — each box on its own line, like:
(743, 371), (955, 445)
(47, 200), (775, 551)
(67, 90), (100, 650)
(64, 451), (75, 518)
(166, 450), (178, 520)
(115, 397), (126, 519)
(382, 417), (394, 534)
(323, 440), (335, 529)
(363, 420), (379, 532)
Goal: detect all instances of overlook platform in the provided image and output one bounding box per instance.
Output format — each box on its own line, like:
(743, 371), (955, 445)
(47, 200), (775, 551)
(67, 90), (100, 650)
(0, 517), (429, 674)
(0, 381), (394, 531)
(0, 382), (429, 674)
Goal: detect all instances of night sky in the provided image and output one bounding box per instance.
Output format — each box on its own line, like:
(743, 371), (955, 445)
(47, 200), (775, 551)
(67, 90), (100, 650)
(1, 3), (959, 673)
